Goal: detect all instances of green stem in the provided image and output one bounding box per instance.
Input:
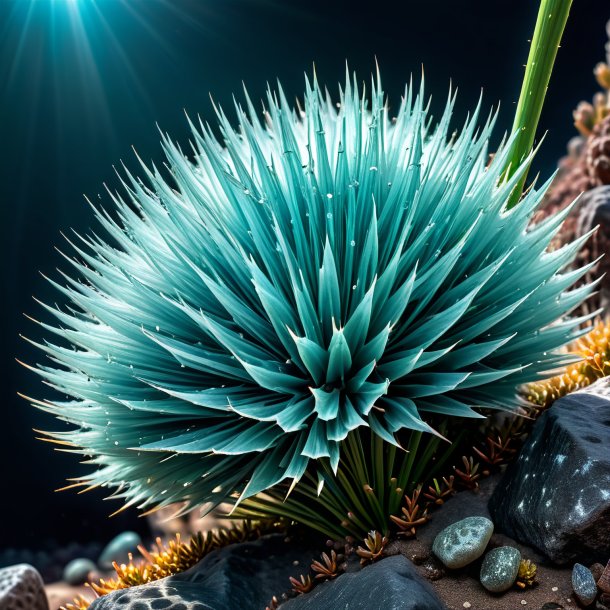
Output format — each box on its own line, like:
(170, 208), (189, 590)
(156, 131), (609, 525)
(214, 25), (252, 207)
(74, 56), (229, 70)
(427, 429), (466, 481)
(291, 480), (353, 526)
(410, 433), (442, 487)
(372, 433), (386, 510)
(505, 0), (572, 208)
(397, 431), (422, 490)
(238, 496), (342, 539)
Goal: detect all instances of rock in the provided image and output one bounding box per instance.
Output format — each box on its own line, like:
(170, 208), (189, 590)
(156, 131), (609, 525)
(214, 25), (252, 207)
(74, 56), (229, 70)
(555, 184), (610, 316)
(420, 558), (445, 581)
(404, 540), (430, 565)
(89, 533), (320, 610)
(479, 546), (521, 593)
(98, 531), (142, 569)
(281, 555), (446, 610)
(540, 185), (610, 316)
(62, 558), (97, 585)
(572, 563), (598, 607)
(591, 563), (605, 583)
(574, 186), (610, 311)
(0, 564), (48, 610)
(599, 560), (610, 594)
(489, 382), (610, 564)
(575, 185), (610, 233)
(432, 516), (494, 569)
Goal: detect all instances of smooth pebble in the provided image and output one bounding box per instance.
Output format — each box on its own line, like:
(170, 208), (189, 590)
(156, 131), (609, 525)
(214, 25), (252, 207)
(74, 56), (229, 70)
(432, 516), (494, 569)
(480, 546), (521, 593)
(63, 558), (97, 585)
(571, 563), (597, 606)
(98, 531), (142, 570)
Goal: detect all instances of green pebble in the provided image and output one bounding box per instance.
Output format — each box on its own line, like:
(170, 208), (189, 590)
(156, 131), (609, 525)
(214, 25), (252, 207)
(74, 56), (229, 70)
(432, 516), (494, 569)
(98, 531), (142, 570)
(63, 558), (97, 585)
(480, 546), (521, 593)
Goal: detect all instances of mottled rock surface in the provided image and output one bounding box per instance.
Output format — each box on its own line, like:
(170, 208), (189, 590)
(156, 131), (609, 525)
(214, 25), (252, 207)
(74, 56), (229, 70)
(0, 564), (48, 610)
(479, 546), (521, 593)
(432, 516), (493, 569)
(489, 382), (610, 564)
(572, 563), (597, 606)
(280, 555), (446, 610)
(90, 533), (319, 610)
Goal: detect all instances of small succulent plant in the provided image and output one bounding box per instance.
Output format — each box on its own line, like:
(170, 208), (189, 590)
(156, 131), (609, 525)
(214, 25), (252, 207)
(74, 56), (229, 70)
(390, 486), (429, 538)
(453, 455), (482, 491)
(356, 530), (388, 565)
(516, 558), (538, 589)
(289, 573), (315, 594)
(423, 476), (456, 506)
(311, 549), (344, 580)
(25, 70), (595, 539)
(265, 596), (280, 610)
(280, 547), (346, 603)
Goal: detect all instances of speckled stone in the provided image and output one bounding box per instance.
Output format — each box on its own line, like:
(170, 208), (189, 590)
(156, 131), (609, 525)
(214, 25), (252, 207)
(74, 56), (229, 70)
(0, 564), (49, 610)
(432, 516), (494, 569)
(489, 380), (610, 564)
(572, 563), (597, 606)
(63, 558), (97, 585)
(98, 531), (142, 570)
(479, 546), (521, 593)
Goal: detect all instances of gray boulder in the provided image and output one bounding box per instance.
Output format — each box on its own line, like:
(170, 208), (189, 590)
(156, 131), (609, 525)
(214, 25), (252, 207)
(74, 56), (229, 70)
(489, 380), (610, 564)
(280, 555), (446, 610)
(0, 564), (48, 610)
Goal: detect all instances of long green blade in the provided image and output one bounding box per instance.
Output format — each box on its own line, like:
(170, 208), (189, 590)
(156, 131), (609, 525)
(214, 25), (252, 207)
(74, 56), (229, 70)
(505, 0), (573, 208)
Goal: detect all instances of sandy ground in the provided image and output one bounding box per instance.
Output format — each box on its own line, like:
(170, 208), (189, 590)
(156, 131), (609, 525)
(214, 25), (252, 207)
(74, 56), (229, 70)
(45, 581), (94, 609)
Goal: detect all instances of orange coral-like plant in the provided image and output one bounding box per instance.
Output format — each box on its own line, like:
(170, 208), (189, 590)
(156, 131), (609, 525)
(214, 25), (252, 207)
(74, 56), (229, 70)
(61, 521), (279, 610)
(526, 320), (610, 409)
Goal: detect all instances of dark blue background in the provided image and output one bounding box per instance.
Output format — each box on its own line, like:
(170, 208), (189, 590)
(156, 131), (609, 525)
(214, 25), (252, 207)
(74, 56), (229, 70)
(1, 0), (608, 548)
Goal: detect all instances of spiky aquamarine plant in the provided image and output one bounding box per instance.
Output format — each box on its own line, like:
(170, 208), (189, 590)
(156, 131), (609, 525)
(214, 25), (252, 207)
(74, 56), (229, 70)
(25, 72), (595, 534)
